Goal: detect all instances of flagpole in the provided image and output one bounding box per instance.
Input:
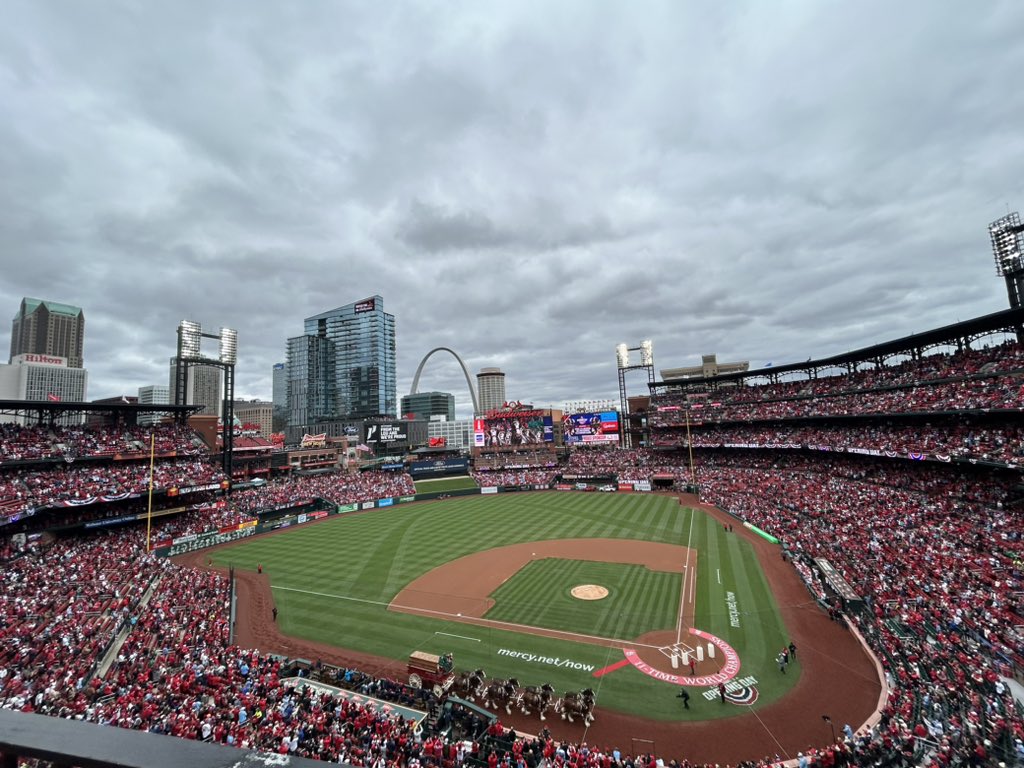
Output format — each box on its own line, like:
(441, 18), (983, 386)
(146, 433), (155, 552)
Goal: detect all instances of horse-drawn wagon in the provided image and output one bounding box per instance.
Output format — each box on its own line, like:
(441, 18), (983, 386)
(407, 651), (455, 695)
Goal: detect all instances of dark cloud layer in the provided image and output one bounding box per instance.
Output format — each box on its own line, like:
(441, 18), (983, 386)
(2, 1), (1023, 417)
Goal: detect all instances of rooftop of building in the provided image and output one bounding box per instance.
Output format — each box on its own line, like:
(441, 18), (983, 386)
(18, 298), (84, 318)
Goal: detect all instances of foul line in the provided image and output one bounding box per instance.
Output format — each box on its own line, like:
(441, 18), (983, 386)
(676, 508), (696, 644)
(435, 632), (480, 642)
(744, 702), (790, 760)
(273, 585), (664, 650)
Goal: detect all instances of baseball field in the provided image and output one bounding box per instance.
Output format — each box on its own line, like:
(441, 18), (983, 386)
(208, 491), (797, 721)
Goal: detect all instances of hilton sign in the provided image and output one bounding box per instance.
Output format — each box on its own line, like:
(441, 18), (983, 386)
(15, 353), (67, 367)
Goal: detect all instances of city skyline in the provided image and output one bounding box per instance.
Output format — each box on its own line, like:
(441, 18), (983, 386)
(3, 2), (1023, 418)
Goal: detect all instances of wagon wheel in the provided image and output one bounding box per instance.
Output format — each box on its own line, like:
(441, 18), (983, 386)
(408, 673), (423, 688)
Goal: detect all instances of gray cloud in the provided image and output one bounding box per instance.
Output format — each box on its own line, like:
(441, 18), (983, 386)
(1, 0), (1022, 417)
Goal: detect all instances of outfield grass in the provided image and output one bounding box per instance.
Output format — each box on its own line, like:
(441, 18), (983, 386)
(211, 492), (795, 720)
(413, 475), (479, 493)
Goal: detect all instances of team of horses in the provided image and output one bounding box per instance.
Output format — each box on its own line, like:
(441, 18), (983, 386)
(450, 669), (595, 724)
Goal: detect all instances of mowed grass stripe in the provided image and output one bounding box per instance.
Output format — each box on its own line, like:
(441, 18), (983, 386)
(211, 493), (797, 719)
(485, 559), (679, 638)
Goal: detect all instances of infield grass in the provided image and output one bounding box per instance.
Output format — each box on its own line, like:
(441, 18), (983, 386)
(486, 559), (680, 638)
(210, 492), (795, 720)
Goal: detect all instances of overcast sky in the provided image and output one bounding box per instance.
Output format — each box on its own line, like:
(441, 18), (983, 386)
(3, 1), (1023, 417)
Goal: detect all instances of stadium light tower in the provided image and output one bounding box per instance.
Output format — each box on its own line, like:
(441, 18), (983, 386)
(990, 212), (1024, 309)
(616, 340), (654, 449)
(174, 320), (238, 478)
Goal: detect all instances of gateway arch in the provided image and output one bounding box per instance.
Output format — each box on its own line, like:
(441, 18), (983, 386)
(409, 347), (479, 416)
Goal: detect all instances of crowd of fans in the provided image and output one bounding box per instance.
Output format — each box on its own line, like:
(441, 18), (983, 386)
(563, 446), (660, 482)
(471, 469), (558, 487)
(0, 423), (206, 464)
(649, 419), (1024, 465)
(227, 470), (416, 515)
(473, 449), (559, 471)
(651, 341), (1024, 427)
(681, 449), (1023, 766)
(4, 335), (1024, 768)
(0, 458), (226, 516)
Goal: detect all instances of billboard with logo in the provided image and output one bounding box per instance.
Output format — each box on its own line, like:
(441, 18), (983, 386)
(365, 422), (409, 445)
(562, 411), (620, 445)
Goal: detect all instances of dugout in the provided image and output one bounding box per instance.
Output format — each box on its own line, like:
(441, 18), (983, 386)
(814, 557), (866, 611)
(436, 696), (496, 742)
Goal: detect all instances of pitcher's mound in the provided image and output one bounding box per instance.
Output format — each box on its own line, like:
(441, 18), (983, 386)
(571, 584), (609, 600)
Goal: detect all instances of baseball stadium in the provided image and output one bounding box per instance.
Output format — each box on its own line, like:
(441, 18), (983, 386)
(1, 306), (1023, 768)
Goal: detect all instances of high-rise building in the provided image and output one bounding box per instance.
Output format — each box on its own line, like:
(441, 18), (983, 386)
(401, 391), (455, 422)
(233, 399), (274, 437)
(0, 354), (88, 424)
(476, 367), (506, 413)
(272, 362), (286, 412)
(137, 384), (170, 426)
(285, 334), (336, 431)
(168, 358), (222, 417)
(427, 418), (474, 449)
(271, 362), (287, 432)
(301, 295), (396, 419)
(10, 298), (85, 368)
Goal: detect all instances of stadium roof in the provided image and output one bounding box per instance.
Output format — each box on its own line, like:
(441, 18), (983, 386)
(0, 400), (201, 417)
(655, 306), (1024, 387)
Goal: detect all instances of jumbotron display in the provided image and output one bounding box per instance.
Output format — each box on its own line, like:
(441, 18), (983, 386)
(562, 411), (620, 445)
(474, 414), (553, 447)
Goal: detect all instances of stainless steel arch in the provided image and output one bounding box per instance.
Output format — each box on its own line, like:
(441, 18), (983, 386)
(410, 347), (480, 416)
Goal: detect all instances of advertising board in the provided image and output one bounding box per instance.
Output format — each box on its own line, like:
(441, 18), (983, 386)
(365, 422), (409, 445)
(409, 457), (470, 477)
(562, 411), (620, 445)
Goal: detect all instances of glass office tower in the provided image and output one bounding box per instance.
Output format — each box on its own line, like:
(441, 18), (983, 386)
(302, 296), (396, 419)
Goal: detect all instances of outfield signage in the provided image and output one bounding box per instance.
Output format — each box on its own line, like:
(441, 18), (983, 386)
(160, 525), (256, 556)
(399, 495), (416, 502)
(726, 591), (741, 628)
(85, 512), (140, 529)
(409, 457), (470, 477)
(378, 498), (394, 507)
(337, 503), (359, 513)
(495, 648), (596, 672)
(481, 487), (498, 495)
(361, 501), (375, 509)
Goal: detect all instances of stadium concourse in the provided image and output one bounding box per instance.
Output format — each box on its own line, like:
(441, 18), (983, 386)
(0, 340), (1023, 766)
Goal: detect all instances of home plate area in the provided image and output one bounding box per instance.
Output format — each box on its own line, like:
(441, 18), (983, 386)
(613, 628), (757, 704)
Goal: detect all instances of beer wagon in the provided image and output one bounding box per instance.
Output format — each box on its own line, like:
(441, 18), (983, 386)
(407, 651), (456, 695)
